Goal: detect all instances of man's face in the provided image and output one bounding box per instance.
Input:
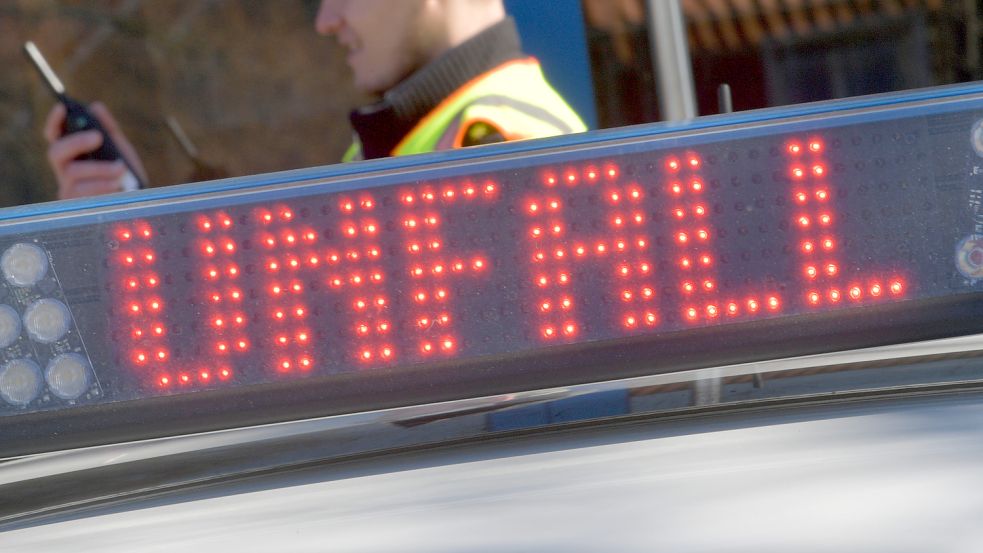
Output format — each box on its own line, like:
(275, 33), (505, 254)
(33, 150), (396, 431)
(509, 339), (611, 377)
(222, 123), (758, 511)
(316, 0), (434, 95)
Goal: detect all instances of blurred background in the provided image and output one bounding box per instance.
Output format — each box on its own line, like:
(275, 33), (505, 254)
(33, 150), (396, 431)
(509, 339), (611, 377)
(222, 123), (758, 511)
(1, 0), (980, 207)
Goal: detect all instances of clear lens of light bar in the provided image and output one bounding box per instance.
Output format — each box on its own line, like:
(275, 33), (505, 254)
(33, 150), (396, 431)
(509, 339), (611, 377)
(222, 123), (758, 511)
(0, 359), (43, 406)
(23, 299), (71, 344)
(45, 354), (92, 400)
(1, 243), (48, 287)
(0, 304), (21, 348)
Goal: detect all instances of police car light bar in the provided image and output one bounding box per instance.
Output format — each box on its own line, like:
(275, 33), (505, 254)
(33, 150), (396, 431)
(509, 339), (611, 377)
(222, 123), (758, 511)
(2, 83), (983, 455)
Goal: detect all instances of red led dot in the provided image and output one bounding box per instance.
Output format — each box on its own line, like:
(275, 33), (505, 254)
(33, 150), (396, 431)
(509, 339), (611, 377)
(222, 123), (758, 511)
(199, 370), (210, 382)
(159, 376), (170, 386)
(619, 264), (630, 276)
(262, 212), (273, 223)
(706, 305), (719, 318)
(531, 227), (542, 238)
(624, 316), (637, 328)
(637, 239), (647, 249)
(423, 191), (435, 202)
(381, 347), (393, 359)
(403, 194), (415, 204)
(149, 300), (161, 311)
(727, 302), (739, 315)
(129, 303), (141, 314)
(641, 287), (654, 299)
(697, 229), (709, 241)
(543, 326), (556, 338)
(537, 276), (548, 287)
(703, 280), (715, 291)
(798, 215), (811, 228)
(829, 289), (842, 302)
(683, 282), (695, 293)
(816, 189), (829, 201)
(464, 186), (476, 197)
(180, 374), (190, 384)
(747, 299), (760, 312)
(265, 237), (276, 248)
(890, 280), (904, 295)
(812, 165), (825, 177)
(274, 310), (286, 320)
(217, 342), (228, 353)
(596, 243), (607, 254)
(282, 359), (293, 370)
(691, 180), (703, 192)
(586, 169), (598, 181)
(378, 321), (391, 332)
(435, 289), (447, 300)
(792, 167), (805, 179)
(415, 291), (427, 302)
(281, 210), (293, 221)
(622, 290), (633, 301)
(365, 223), (377, 234)
(288, 258), (300, 269)
(473, 258), (486, 270)
(667, 158), (680, 171)
(694, 205), (706, 216)
(633, 213), (644, 224)
(204, 244), (216, 256)
(441, 338), (455, 351)
(227, 265), (239, 277)
(120, 229), (133, 241)
(548, 199), (560, 210)
(788, 143), (802, 155)
(680, 257), (692, 269)
(688, 156), (700, 169)
(540, 301), (551, 312)
(292, 282), (303, 292)
(645, 312), (657, 325)
(345, 226), (357, 237)
(802, 241), (815, 253)
(849, 286), (862, 300)
(551, 225), (562, 235)
(146, 275), (159, 287)
(629, 189), (641, 200)
(277, 335), (289, 345)
(135, 352), (147, 363)
(144, 252), (155, 263)
(294, 307), (306, 317)
(268, 261), (279, 271)
(767, 296), (780, 310)
(430, 240), (441, 250)
(819, 214), (832, 225)
(686, 307), (698, 321)
(546, 176), (557, 186)
(677, 232), (688, 244)
(127, 278), (139, 289)
(607, 167), (618, 178)
(123, 255), (135, 265)
(560, 297), (573, 310)
(700, 255), (712, 266)
(806, 266), (818, 279)
(566, 173), (577, 185)
(826, 263), (838, 276)
(558, 273), (570, 284)
(528, 202), (539, 213)
(220, 369), (231, 379)
(674, 208), (685, 219)
(299, 357), (313, 369)
(795, 191), (808, 204)
(808, 291), (821, 305)
(808, 140), (823, 153)
(671, 183), (682, 195)
(870, 283), (883, 297)
(485, 183), (497, 194)
(822, 238), (835, 250)
(155, 325), (168, 336)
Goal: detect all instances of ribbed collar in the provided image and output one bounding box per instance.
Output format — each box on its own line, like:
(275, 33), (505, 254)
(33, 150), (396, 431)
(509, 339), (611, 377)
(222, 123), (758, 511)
(349, 17), (524, 159)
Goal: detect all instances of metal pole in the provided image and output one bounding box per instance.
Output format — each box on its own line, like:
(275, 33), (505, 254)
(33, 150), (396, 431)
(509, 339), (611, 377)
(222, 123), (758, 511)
(646, 0), (698, 120)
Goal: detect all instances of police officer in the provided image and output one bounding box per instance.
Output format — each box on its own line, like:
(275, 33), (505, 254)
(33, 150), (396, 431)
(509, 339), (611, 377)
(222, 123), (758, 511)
(44, 0), (585, 199)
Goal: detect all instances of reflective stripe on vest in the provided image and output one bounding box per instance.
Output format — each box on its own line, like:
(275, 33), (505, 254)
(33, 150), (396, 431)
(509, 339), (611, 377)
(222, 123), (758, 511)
(344, 58), (585, 162)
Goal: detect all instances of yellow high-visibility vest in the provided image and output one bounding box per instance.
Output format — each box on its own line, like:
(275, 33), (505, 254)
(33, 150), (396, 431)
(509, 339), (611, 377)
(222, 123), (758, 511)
(344, 58), (586, 161)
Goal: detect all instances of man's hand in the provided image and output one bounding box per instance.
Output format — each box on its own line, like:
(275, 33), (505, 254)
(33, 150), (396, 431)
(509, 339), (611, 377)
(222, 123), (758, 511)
(44, 102), (148, 200)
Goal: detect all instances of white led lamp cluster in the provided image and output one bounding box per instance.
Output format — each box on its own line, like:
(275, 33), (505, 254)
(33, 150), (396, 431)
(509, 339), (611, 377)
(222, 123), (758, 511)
(0, 243), (91, 406)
